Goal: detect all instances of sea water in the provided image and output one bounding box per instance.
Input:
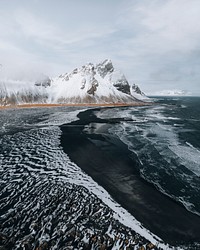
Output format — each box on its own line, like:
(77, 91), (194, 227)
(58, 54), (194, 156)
(98, 97), (200, 216)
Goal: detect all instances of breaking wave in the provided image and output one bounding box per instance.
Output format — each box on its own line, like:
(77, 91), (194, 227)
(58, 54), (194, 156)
(97, 98), (200, 216)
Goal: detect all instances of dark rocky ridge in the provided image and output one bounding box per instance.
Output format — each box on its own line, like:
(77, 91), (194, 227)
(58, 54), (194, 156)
(131, 84), (145, 95)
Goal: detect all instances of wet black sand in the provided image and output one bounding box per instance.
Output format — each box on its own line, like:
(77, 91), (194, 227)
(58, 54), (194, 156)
(0, 121), (157, 250)
(60, 108), (200, 247)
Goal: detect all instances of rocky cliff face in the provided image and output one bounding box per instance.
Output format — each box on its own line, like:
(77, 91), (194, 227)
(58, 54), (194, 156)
(0, 60), (148, 106)
(48, 59), (146, 104)
(131, 84), (145, 96)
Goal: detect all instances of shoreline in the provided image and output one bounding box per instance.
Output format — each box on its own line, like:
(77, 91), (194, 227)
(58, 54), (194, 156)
(0, 101), (152, 110)
(60, 107), (200, 247)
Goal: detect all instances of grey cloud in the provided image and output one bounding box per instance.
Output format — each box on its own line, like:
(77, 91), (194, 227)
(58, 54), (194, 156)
(0, 0), (200, 95)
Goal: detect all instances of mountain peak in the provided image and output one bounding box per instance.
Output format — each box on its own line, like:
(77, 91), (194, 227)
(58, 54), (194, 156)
(49, 59), (143, 103)
(96, 59), (114, 78)
(0, 60), (148, 106)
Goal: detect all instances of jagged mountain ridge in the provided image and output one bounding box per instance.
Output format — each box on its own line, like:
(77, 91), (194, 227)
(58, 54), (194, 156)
(0, 59), (148, 106)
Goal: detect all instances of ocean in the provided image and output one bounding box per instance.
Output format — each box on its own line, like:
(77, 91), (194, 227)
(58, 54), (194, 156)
(0, 97), (200, 249)
(103, 97), (200, 216)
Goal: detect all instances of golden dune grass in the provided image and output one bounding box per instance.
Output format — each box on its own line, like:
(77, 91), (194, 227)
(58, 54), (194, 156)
(0, 102), (152, 110)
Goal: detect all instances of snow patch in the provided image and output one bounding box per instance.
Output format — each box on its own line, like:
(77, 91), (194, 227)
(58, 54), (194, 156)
(0, 59), (150, 105)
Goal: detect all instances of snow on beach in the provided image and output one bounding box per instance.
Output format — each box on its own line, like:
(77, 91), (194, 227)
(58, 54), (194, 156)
(0, 106), (172, 249)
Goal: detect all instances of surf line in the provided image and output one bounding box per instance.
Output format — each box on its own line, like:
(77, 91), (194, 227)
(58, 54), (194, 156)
(60, 107), (200, 246)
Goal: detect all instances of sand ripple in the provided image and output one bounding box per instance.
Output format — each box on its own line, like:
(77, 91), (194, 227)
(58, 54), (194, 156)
(0, 127), (158, 250)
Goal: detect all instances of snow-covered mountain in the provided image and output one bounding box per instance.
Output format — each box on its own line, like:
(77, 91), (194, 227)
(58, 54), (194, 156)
(150, 89), (191, 96)
(0, 59), (148, 106)
(130, 84), (151, 101)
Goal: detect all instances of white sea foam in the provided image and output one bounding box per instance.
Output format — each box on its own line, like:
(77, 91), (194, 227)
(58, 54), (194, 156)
(100, 105), (200, 220)
(96, 108), (133, 119)
(186, 141), (199, 151)
(166, 116), (181, 120)
(120, 107), (200, 178)
(169, 144), (200, 176)
(37, 108), (87, 126)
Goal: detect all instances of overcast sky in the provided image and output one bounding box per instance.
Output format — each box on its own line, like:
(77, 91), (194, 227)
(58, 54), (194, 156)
(0, 0), (200, 95)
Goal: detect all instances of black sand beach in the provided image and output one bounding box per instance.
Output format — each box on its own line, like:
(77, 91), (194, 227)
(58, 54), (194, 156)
(60, 108), (200, 247)
(0, 106), (159, 250)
